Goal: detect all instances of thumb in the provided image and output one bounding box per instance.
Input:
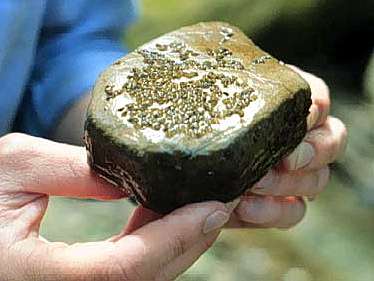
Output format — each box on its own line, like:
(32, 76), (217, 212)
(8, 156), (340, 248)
(5, 201), (238, 280)
(112, 199), (239, 280)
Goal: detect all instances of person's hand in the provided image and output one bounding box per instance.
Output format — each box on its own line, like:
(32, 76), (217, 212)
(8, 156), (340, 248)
(229, 67), (347, 229)
(0, 134), (237, 281)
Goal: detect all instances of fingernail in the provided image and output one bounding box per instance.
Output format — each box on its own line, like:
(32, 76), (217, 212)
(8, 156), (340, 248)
(225, 198), (240, 213)
(286, 142), (315, 170)
(203, 210), (230, 234)
(253, 170), (275, 190)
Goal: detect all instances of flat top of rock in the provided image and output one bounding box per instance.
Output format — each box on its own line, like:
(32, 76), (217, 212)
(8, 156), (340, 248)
(88, 22), (309, 155)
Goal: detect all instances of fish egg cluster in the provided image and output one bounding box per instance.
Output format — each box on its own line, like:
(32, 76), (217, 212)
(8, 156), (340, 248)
(105, 42), (256, 138)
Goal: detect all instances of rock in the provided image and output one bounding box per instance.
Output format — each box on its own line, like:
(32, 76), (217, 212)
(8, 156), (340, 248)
(84, 22), (311, 214)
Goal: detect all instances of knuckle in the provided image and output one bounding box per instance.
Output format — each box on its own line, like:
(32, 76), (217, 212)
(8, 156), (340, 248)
(0, 133), (29, 156)
(321, 139), (337, 163)
(169, 233), (188, 258)
(308, 118), (346, 164)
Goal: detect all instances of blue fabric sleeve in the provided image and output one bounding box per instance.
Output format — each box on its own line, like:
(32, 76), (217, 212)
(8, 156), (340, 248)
(19, 0), (137, 137)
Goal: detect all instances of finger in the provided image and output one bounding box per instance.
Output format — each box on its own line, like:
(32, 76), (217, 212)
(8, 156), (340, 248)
(283, 116), (347, 171)
(288, 65), (330, 130)
(251, 166), (330, 196)
(232, 195), (281, 225)
(113, 199), (238, 278)
(157, 231), (219, 281)
(114, 200), (235, 280)
(10, 201), (235, 281)
(114, 198), (239, 240)
(228, 196), (306, 229)
(0, 133), (127, 200)
(307, 74), (330, 130)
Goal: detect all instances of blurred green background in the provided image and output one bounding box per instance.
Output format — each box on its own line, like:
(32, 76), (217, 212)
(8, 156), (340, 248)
(41, 0), (374, 280)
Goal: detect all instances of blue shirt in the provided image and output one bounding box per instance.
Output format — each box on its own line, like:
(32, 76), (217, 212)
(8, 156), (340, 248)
(0, 0), (136, 137)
